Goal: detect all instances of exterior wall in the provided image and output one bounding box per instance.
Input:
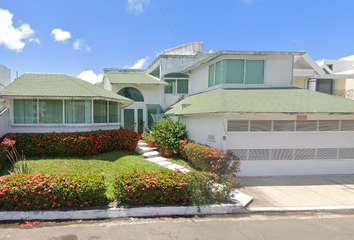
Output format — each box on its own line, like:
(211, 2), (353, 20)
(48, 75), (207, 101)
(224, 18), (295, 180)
(103, 76), (113, 91)
(180, 115), (226, 150)
(0, 64), (11, 90)
(188, 54), (294, 95)
(0, 101), (9, 137)
(336, 79), (346, 90)
(160, 55), (208, 78)
(292, 76), (307, 88)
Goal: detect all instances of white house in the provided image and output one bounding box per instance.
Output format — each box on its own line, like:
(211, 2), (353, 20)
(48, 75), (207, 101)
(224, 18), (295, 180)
(1, 42), (354, 176)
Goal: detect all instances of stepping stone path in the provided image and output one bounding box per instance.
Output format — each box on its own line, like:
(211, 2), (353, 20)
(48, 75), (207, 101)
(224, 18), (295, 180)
(135, 140), (190, 173)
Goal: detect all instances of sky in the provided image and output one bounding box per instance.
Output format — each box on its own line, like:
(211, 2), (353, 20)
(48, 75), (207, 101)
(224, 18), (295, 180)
(1, 0), (354, 84)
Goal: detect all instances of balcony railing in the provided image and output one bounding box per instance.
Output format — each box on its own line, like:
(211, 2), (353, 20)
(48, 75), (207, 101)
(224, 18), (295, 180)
(332, 89), (354, 100)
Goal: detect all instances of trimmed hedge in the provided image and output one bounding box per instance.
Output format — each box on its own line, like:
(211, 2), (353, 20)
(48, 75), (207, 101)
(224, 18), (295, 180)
(0, 129), (139, 161)
(113, 170), (232, 206)
(180, 140), (240, 175)
(0, 173), (107, 211)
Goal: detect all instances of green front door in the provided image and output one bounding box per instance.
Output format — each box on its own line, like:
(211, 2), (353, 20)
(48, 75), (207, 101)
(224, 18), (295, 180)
(124, 109), (135, 131)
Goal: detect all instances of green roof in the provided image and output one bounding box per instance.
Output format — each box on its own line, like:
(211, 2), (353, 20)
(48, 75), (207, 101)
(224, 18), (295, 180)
(0, 73), (134, 107)
(105, 73), (168, 85)
(165, 88), (354, 116)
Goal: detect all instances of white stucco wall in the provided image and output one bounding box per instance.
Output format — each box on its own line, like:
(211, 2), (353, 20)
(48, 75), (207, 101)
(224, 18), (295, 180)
(0, 64), (11, 90)
(0, 101), (9, 137)
(188, 54), (294, 94)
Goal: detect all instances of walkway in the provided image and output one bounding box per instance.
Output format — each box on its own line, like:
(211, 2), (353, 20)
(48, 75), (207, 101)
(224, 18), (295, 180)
(135, 140), (190, 173)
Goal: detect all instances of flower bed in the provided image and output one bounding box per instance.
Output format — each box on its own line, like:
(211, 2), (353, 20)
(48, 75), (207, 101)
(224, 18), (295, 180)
(0, 173), (107, 211)
(113, 170), (232, 206)
(0, 129), (139, 161)
(179, 140), (240, 176)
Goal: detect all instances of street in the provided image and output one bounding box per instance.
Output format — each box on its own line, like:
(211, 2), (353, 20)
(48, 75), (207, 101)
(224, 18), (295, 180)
(1, 212), (354, 240)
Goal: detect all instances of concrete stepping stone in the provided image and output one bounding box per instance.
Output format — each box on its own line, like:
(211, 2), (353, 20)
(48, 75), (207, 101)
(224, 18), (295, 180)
(179, 168), (190, 173)
(146, 156), (167, 163)
(164, 164), (185, 170)
(138, 142), (148, 146)
(157, 161), (173, 166)
(136, 146), (157, 152)
(143, 151), (160, 157)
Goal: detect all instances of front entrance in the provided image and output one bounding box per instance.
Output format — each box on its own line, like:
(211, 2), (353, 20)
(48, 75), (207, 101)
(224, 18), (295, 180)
(124, 109), (143, 133)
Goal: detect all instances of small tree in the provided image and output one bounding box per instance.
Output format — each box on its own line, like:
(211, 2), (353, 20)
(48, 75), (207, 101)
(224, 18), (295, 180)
(151, 117), (187, 152)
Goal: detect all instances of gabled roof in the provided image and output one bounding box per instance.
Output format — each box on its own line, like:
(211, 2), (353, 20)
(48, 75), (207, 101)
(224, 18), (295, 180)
(105, 73), (168, 85)
(0, 73), (134, 107)
(166, 88), (354, 116)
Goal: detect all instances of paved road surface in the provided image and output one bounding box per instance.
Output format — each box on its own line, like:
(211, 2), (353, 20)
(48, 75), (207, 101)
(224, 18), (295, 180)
(1, 212), (354, 240)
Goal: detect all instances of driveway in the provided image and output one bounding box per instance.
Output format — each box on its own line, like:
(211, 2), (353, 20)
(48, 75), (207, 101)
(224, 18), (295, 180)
(238, 175), (354, 208)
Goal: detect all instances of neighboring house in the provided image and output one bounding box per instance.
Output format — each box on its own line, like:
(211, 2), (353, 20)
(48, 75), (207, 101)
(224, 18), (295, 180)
(0, 73), (133, 135)
(0, 64), (11, 90)
(0, 64), (11, 136)
(293, 54), (354, 99)
(102, 42), (354, 176)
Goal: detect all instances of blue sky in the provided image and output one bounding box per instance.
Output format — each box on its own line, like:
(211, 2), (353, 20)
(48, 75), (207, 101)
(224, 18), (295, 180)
(0, 0), (353, 83)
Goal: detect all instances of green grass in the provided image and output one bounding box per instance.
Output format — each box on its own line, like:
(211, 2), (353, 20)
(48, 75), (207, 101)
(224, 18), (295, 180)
(2, 150), (165, 200)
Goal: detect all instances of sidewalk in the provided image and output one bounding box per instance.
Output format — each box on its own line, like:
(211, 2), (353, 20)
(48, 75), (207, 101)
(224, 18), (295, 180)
(239, 174), (354, 212)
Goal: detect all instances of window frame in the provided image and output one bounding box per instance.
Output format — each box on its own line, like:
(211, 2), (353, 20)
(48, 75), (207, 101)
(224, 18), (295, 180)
(12, 99), (121, 126)
(164, 77), (189, 94)
(208, 59), (265, 87)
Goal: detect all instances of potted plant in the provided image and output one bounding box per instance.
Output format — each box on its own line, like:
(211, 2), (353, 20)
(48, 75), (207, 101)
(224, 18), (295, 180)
(138, 120), (145, 139)
(145, 133), (156, 148)
(141, 132), (149, 141)
(151, 117), (187, 158)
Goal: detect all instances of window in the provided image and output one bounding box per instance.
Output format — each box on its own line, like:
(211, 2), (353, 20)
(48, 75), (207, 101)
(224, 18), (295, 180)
(14, 99), (122, 125)
(109, 101), (121, 123)
(94, 100), (107, 123)
(13, 99), (37, 124)
(208, 59), (264, 87)
(164, 73), (189, 94)
(65, 100), (92, 124)
(39, 100), (63, 124)
(118, 87), (144, 102)
(149, 66), (160, 79)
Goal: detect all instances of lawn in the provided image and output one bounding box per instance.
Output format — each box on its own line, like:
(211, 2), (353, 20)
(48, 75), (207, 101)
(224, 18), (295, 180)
(1, 150), (165, 200)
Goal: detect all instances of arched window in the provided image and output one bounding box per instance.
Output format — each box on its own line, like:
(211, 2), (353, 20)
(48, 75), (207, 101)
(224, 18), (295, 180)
(117, 87), (144, 102)
(164, 73), (189, 94)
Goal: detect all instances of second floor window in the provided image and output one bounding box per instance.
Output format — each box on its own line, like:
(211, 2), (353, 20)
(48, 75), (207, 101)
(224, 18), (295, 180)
(208, 59), (264, 87)
(164, 73), (189, 94)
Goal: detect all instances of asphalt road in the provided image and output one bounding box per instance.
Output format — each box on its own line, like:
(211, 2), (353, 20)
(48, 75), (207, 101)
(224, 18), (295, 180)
(1, 212), (354, 240)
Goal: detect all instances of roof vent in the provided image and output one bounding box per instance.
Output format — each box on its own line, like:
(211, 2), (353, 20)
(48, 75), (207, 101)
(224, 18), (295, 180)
(180, 104), (190, 111)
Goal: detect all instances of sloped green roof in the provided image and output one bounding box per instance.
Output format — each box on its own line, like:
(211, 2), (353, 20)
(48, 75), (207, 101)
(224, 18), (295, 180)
(166, 88), (354, 116)
(0, 73), (134, 107)
(105, 73), (168, 85)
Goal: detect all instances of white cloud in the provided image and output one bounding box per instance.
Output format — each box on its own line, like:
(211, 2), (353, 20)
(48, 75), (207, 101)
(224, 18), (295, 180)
(124, 56), (149, 69)
(29, 38), (40, 44)
(73, 39), (91, 51)
(51, 28), (71, 42)
(0, 9), (36, 52)
(127, 0), (149, 13)
(77, 70), (103, 84)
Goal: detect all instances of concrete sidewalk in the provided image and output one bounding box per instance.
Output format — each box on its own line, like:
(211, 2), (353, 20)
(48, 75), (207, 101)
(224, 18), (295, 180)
(239, 174), (354, 211)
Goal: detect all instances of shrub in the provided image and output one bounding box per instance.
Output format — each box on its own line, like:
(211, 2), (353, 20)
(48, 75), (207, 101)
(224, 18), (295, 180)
(0, 173), (107, 211)
(0, 129), (139, 161)
(113, 170), (232, 206)
(151, 117), (187, 151)
(0, 138), (15, 167)
(180, 140), (240, 176)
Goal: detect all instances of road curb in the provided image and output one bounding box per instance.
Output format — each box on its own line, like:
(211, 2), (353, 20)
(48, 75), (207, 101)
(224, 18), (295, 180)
(0, 204), (248, 221)
(248, 205), (354, 213)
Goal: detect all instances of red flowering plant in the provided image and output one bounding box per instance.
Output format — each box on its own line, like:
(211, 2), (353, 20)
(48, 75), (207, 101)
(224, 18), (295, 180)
(0, 173), (107, 211)
(0, 138), (16, 167)
(0, 129), (139, 160)
(113, 170), (232, 206)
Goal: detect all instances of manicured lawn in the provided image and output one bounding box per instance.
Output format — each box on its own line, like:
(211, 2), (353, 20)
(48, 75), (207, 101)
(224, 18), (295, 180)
(2, 150), (165, 200)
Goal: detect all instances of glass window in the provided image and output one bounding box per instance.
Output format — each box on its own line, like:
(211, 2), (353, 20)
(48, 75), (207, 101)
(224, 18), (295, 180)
(226, 59), (244, 84)
(117, 87), (144, 102)
(177, 79), (188, 94)
(13, 99), (37, 124)
(208, 64), (214, 87)
(215, 61), (224, 85)
(65, 100), (92, 124)
(245, 60), (264, 84)
(164, 79), (176, 94)
(109, 102), (121, 123)
(94, 100), (107, 123)
(39, 100), (63, 124)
